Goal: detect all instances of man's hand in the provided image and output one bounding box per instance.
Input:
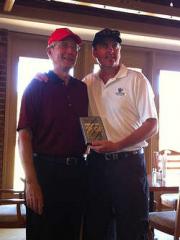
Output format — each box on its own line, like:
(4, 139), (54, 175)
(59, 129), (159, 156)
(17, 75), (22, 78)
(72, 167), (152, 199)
(25, 181), (44, 215)
(35, 72), (48, 82)
(90, 140), (119, 153)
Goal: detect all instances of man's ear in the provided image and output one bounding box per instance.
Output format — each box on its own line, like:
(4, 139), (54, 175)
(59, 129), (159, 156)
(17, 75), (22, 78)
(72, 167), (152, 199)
(92, 48), (97, 61)
(46, 48), (52, 58)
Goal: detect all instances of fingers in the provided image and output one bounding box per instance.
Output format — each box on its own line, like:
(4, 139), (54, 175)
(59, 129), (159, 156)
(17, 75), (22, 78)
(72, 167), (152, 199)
(91, 140), (106, 146)
(90, 141), (105, 152)
(37, 199), (44, 215)
(90, 141), (117, 153)
(35, 72), (48, 82)
(26, 194), (44, 215)
(25, 183), (44, 215)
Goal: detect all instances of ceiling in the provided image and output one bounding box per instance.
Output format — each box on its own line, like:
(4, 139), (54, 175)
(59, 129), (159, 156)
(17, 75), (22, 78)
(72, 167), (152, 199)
(1, 0), (180, 25)
(2, 0), (180, 21)
(139, 0), (180, 8)
(2, 0), (180, 9)
(1, 0), (180, 30)
(1, 0), (180, 51)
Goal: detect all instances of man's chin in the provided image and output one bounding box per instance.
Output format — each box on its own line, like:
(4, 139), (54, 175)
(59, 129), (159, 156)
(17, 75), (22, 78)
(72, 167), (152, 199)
(103, 60), (117, 66)
(63, 65), (74, 72)
(103, 63), (117, 68)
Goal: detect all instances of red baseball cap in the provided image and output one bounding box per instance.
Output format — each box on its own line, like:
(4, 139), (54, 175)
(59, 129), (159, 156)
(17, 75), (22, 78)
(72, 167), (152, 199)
(48, 28), (82, 46)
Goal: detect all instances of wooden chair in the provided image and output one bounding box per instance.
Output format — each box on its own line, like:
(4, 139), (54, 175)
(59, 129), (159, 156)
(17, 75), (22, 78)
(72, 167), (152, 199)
(148, 189), (180, 240)
(159, 150), (180, 211)
(160, 193), (178, 210)
(0, 189), (26, 228)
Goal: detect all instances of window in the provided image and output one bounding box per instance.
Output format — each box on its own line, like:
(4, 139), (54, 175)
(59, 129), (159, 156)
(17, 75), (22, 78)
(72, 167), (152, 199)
(14, 57), (53, 189)
(159, 70), (180, 175)
(93, 64), (100, 73)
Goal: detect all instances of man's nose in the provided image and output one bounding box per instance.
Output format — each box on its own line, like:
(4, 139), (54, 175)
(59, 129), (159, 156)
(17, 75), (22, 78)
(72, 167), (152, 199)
(107, 45), (114, 52)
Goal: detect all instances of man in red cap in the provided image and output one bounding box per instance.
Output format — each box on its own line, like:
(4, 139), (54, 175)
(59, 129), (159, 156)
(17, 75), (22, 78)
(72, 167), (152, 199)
(17, 28), (88, 240)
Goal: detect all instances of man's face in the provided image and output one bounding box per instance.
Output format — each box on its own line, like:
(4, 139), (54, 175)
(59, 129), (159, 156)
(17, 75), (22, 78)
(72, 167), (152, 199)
(93, 38), (121, 68)
(47, 37), (79, 71)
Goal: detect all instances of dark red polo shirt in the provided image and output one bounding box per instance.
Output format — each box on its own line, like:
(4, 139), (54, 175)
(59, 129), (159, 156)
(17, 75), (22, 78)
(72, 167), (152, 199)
(17, 71), (88, 156)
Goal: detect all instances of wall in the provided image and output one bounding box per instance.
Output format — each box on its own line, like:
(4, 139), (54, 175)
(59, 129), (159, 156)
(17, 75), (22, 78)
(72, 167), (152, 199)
(2, 31), (48, 189)
(0, 29), (7, 188)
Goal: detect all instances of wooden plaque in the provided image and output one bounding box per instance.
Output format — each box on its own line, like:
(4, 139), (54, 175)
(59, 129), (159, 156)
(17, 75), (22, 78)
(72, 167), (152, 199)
(80, 116), (107, 144)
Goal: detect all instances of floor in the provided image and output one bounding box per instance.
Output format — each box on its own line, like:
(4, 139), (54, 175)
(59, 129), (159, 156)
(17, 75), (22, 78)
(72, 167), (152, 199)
(0, 228), (175, 240)
(155, 230), (174, 240)
(0, 228), (25, 240)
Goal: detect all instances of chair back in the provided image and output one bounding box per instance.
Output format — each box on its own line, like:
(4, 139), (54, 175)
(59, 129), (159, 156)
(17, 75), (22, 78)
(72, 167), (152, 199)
(159, 150), (180, 176)
(0, 189), (26, 228)
(174, 190), (180, 238)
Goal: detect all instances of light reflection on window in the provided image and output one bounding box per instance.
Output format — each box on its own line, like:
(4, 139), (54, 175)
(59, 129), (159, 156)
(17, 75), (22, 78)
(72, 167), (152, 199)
(159, 70), (180, 152)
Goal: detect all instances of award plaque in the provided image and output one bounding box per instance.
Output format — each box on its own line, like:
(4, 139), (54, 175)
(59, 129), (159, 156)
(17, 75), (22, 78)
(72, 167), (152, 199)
(80, 116), (107, 144)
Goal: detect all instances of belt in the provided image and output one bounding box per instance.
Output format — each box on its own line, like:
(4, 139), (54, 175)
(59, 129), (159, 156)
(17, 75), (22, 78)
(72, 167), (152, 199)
(90, 148), (144, 161)
(33, 153), (86, 166)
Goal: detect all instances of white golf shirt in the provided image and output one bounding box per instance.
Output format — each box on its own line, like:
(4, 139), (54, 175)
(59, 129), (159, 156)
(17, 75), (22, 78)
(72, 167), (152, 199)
(83, 64), (158, 152)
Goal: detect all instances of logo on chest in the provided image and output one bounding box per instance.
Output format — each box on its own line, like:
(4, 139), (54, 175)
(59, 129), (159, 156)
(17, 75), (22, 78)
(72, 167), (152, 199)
(115, 87), (126, 96)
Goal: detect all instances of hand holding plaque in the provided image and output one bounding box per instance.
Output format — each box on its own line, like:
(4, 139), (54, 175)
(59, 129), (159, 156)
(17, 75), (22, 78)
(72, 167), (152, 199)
(80, 116), (107, 145)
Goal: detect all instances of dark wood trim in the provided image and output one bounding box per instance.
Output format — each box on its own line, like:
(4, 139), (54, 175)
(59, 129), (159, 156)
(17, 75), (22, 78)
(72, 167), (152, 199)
(1, 1), (180, 39)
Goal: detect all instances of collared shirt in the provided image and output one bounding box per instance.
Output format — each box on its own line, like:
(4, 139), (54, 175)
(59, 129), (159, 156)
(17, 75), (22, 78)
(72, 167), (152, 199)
(83, 64), (157, 151)
(17, 71), (88, 156)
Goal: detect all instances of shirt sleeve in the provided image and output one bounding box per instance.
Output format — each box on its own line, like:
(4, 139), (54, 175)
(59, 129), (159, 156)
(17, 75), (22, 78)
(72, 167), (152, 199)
(135, 72), (158, 123)
(17, 80), (40, 132)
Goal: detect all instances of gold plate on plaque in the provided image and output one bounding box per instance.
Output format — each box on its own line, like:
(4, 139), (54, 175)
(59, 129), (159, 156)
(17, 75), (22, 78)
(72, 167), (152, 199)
(80, 116), (107, 145)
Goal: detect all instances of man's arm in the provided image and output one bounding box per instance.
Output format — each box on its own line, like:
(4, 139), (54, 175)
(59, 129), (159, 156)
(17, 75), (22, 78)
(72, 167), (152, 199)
(90, 118), (158, 153)
(18, 129), (43, 214)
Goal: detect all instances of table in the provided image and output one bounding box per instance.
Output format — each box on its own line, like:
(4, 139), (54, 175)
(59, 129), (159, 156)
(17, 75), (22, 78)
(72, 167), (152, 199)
(148, 174), (179, 212)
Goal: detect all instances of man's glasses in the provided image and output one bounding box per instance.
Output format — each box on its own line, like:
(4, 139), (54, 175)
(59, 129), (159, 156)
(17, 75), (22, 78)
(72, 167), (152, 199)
(49, 41), (80, 52)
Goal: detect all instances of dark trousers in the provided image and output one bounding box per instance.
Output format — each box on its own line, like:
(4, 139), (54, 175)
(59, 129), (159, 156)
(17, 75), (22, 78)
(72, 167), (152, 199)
(26, 155), (86, 240)
(84, 151), (149, 240)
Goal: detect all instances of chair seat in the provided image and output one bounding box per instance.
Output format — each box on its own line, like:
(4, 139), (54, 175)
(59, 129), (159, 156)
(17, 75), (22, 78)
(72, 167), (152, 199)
(161, 193), (178, 209)
(0, 188), (26, 228)
(149, 211), (176, 235)
(0, 204), (26, 226)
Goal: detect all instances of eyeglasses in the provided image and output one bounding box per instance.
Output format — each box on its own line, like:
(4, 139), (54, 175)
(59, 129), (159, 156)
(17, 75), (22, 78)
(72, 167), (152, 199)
(49, 41), (80, 51)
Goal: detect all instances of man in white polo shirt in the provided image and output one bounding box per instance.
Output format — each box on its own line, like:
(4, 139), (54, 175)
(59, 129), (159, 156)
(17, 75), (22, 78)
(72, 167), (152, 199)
(83, 28), (158, 240)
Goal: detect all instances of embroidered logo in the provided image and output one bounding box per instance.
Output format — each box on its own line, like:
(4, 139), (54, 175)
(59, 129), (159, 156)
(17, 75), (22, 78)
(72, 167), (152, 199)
(115, 87), (126, 96)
